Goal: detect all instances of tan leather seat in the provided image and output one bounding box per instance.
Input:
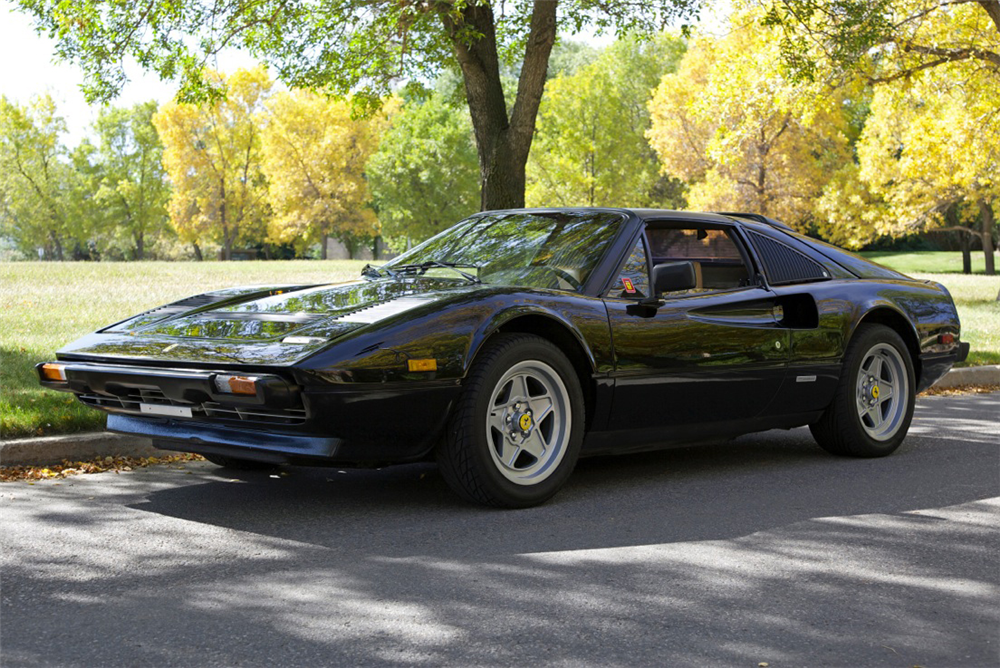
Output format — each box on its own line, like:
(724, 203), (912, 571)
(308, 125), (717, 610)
(690, 261), (703, 289)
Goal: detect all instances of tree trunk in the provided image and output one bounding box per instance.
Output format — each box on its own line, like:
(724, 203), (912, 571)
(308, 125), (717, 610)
(192, 243), (203, 261)
(944, 205), (972, 274)
(442, 0), (557, 210)
(49, 230), (63, 261)
(135, 231), (145, 261)
(320, 234), (328, 260)
(979, 199), (996, 276)
(959, 233), (972, 274)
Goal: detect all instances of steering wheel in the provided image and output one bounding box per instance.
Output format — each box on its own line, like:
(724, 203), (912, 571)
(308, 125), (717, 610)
(538, 265), (583, 291)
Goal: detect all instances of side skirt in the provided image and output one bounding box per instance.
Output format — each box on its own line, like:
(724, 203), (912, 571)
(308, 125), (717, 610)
(580, 411), (824, 458)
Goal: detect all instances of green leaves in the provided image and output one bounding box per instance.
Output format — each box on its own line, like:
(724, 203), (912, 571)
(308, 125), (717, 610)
(527, 33), (688, 209)
(366, 93), (479, 248)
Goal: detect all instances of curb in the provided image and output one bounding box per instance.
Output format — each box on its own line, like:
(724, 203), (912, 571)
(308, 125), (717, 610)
(0, 432), (169, 468)
(2, 365), (998, 468)
(930, 364), (1000, 389)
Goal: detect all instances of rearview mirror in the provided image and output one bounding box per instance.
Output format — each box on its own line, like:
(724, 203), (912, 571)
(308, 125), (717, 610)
(652, 261), (697, 294)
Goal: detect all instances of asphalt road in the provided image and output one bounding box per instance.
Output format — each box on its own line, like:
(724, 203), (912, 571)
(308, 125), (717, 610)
(2, 392), (998, 667)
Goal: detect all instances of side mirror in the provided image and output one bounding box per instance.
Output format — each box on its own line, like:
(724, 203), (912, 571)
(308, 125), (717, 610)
(652, 261), (697, 295)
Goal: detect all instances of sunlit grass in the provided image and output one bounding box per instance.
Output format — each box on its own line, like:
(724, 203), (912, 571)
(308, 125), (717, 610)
(861, 250), (998, 275)
(1, 261), (366, 439)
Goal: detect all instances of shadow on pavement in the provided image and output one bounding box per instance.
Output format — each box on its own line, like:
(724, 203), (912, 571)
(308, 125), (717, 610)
(2, 393), (997, 666)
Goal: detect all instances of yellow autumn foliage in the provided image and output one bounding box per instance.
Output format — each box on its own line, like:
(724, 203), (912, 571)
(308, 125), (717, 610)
(646, 7), (855, 228)
(262, 90), (390, 256)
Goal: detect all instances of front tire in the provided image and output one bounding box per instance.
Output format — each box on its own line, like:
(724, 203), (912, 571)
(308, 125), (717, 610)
(437, 333), (585, 508)
(810, 323), (915, 457)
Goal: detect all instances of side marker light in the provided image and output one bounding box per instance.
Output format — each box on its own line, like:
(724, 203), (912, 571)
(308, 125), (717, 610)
(407, 359), (438, 372)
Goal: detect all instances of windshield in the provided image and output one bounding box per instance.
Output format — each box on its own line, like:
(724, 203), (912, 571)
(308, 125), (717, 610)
(381, 211), (626, 292)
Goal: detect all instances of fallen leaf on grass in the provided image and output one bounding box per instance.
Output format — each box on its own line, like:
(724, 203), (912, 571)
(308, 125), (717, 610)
(0, 453), (204, 482)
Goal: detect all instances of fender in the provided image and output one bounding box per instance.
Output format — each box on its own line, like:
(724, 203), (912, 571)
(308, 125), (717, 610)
(851, 299), (920, 348)
(465, 302), (601, 377)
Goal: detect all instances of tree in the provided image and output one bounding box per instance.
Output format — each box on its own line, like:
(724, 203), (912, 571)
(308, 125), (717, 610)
(152, 67), (271, 260)
(17, 0), (699, 210)
(853, 58), (998, 274)
(367, 94), (480, 247)
(760, 0), (1000, 84)
(527, 33), (687, 208)
(646, 16), (854, 228)
(262, 90), (382, 259)
(0, 96), (77, 260)
(93, 102), (172, 260)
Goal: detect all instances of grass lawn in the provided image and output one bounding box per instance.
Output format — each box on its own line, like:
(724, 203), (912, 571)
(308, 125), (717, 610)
(1, 254), (997, 439)
(1, 261), (366, 439)
(861, 250), (997, 275)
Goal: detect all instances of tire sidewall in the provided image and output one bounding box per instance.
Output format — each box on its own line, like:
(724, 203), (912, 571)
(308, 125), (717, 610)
(457, 336), (585, 507)
(844, 325), (916, 455)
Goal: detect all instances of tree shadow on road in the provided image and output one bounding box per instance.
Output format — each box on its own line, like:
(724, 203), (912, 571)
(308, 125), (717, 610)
(3, 393), (997, 666)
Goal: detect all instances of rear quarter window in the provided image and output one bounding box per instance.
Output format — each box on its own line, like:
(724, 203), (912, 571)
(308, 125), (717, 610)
(784, 232), (909, 280)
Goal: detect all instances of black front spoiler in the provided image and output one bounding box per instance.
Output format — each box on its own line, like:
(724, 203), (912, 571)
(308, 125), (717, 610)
(109, 414), (341, 464)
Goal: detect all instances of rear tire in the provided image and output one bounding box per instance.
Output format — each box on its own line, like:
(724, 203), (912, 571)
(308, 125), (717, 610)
(202, 453), (279, 471)
(437, 333), (585, 508)
(810, 323), (915, 457)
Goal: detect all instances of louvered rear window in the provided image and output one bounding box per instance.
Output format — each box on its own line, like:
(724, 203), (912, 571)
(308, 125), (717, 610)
(747, 231), (830, 285)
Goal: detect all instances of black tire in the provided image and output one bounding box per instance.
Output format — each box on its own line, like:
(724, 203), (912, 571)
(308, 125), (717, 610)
(810, 323), (916, 457)
(202, 453), (279, 471)
(437, 333), (586, 508)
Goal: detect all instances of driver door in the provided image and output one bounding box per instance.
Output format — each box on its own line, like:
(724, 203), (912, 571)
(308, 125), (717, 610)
(604, 223), (789, 431)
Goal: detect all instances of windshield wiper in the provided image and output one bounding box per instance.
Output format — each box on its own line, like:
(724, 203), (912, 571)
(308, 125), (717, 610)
(360, 263), (398, 280)
(392, 261), (482, 284)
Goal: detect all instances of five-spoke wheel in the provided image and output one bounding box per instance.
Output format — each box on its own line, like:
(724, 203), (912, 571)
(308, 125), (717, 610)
(811, 323), (915, 457)
(437, 333), (584, 507)
(486, 360), (572, 485)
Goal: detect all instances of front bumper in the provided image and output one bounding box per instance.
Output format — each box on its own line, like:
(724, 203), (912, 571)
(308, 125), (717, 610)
(39, 360), (462, 466)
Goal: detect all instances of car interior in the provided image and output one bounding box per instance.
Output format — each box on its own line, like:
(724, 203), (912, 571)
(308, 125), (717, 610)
(607, 223), (754, 299)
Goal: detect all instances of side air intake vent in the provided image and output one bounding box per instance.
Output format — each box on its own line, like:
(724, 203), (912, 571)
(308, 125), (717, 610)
(747, 231), (830, 285)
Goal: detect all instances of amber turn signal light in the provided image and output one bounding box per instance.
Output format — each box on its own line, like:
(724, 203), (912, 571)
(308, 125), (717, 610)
(214, 374), (258, 395)
(407, 359), (438, 372)
(40, 363), (67, 382)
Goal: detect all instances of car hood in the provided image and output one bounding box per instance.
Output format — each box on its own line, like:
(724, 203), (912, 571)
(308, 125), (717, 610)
(58, 277), (481, 367)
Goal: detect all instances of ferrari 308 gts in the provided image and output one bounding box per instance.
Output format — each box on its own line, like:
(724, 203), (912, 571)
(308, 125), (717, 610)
(38, 209), (968, 507)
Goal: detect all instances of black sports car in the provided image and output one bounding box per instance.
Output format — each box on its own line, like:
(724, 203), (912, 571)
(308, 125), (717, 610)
(39, 208), (968, 507)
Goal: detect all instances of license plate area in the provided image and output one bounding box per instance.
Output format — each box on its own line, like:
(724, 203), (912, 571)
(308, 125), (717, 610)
(140, 403), (193, 418)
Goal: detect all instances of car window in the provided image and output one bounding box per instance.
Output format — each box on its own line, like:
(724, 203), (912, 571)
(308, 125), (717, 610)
(647, 228), (744, 260)
(646, 226), (752, 294)
(384, 211), (625, 292)
(604, 236), (650, 299)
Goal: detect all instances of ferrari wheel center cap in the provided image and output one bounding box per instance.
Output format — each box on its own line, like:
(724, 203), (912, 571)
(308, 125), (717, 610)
(871, 385), (880, 400)
(518, 413), (533, 432)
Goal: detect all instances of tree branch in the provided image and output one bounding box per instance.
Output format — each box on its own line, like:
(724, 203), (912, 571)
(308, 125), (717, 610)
(900, 42), (1000, 68)
(979, 0), (1000, 34)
